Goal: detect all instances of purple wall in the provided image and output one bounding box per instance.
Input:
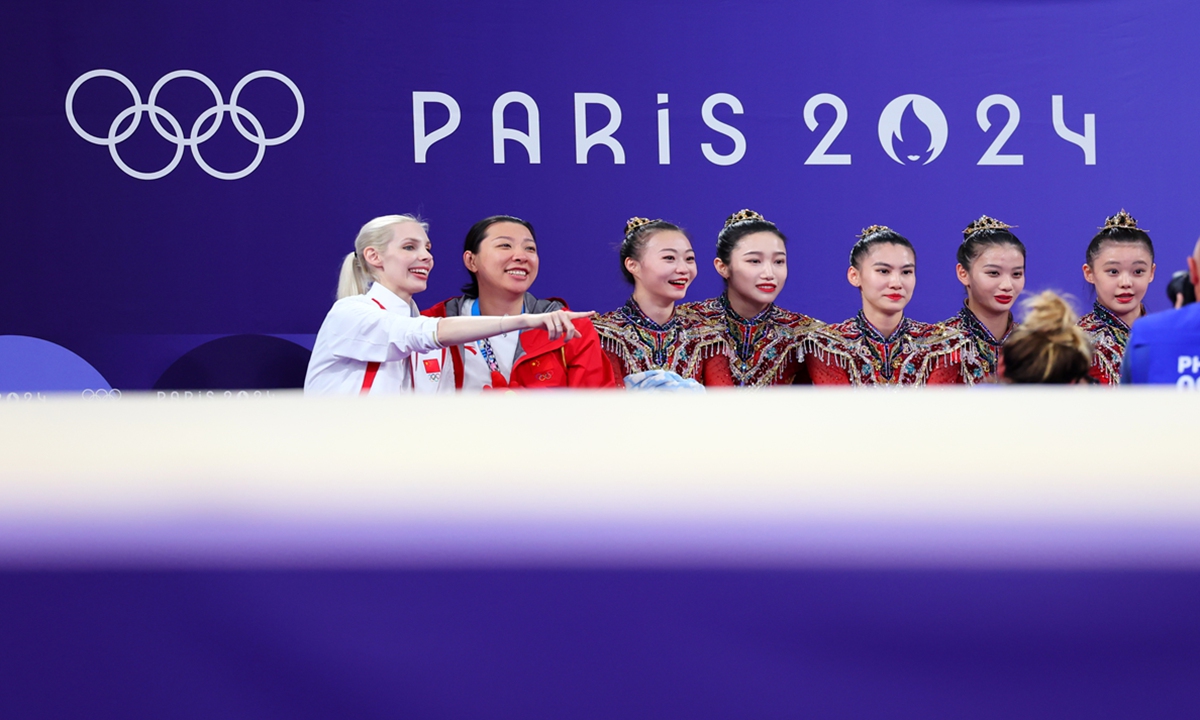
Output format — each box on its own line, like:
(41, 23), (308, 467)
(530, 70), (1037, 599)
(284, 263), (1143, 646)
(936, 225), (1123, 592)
(3, 0), (1198, 391)
(2, 569), (1198, 720)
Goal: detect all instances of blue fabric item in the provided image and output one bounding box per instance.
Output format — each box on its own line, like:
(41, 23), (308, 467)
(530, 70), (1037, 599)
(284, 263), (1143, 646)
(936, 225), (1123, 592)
(624, 369), (706, 392)
(1121, 303), (1200, 387)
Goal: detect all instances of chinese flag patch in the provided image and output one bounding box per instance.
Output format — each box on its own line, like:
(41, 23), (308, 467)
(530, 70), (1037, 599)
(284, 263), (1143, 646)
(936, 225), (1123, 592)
(423, 358), (441, 373)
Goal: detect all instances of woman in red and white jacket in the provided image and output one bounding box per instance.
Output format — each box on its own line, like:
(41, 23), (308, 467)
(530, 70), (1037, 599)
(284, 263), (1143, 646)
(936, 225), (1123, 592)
(423, 215), (620, 390)
(304, 214), (592, 396)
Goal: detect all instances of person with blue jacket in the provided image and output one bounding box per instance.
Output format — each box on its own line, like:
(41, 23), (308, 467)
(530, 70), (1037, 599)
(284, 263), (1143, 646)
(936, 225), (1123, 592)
(1122, 239), (1200, 388)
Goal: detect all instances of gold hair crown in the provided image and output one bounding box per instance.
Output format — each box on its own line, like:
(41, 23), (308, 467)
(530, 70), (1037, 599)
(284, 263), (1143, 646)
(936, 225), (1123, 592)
(1101, 209), (1143, 231)
(625, 217), (660, 236)
(857, 224), (892, 240)
(724, 209), (766, 228)
(963, 215), (1014, 238)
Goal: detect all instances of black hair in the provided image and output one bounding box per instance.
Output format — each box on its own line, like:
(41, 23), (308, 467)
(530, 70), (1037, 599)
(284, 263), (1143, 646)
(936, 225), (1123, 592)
(850, 225), (915, 269)
(1085, 212), (1154, 267)
(619, 219), (689, 284)
(460, 215), (537, 298)
(715, 212), (787, 283)
(958, 219), (1026, 270)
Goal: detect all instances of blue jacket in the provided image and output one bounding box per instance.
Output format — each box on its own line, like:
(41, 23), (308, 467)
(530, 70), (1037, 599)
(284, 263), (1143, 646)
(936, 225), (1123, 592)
(1121, 303), (1200, 387)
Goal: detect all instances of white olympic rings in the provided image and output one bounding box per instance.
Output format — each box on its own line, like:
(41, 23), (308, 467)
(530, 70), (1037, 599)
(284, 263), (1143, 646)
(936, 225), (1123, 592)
(65, 69), (304, 180)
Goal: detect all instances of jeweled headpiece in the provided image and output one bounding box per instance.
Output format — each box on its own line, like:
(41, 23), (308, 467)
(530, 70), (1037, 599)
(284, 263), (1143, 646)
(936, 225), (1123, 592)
(962, 215), (1014, 240)
(724, 209), (766, 228)
(857, 224), (892, 240)
(625, 217), (659, 237)
(1101, 209), (1143, 232)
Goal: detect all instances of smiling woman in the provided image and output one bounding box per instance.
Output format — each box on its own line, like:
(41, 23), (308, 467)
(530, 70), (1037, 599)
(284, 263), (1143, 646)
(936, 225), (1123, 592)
(806, 225), (965, 386)
(304, 215), (594, 396)
(593, 217), (726, 389)
(421, 215), (619, 391)
(1078, 210), (1157, 385)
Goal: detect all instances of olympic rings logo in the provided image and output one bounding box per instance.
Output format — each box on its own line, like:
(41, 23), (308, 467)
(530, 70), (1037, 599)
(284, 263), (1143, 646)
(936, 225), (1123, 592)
(65, 69), (304, 180)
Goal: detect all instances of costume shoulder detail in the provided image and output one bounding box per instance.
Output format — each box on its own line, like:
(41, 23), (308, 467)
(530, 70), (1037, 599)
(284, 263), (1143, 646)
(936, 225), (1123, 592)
(1078, 304), (1130, 385)
(773, 307), (824, 333)
(906, 319), (967, 353)
(803, 316), (962, 386)
(593, 299), (726, 380)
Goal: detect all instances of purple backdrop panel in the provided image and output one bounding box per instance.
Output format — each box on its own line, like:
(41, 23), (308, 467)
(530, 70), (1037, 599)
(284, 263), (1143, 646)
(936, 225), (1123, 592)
(0, 335), (110, 394)
(3, 0), (1198, 388)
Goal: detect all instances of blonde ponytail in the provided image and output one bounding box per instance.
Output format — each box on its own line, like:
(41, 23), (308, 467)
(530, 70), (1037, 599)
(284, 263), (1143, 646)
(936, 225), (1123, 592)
(1002, 291), (1093, 384)
(333, 214), (427, 300)
(336, 252), (369, 299)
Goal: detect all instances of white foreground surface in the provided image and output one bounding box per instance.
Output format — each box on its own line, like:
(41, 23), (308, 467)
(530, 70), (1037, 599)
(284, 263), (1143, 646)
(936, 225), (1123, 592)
(1, 388), (1197, 568)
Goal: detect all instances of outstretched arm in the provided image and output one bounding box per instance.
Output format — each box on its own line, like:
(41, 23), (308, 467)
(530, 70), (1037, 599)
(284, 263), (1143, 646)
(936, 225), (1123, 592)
(435, 310), (595, 347)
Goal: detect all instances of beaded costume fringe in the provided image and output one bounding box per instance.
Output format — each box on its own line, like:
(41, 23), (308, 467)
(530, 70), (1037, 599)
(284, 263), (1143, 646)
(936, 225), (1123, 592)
(598, 332), (727, 376)
(803, 337), (963, 384)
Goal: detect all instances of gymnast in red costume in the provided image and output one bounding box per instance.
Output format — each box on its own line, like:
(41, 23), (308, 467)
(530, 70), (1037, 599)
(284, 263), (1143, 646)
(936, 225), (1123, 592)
(1077, 210), (1156, 385)
(939, 216), (1026, 385)
(806, 225), (964, 386)
(685, 209), (822, 386)
(592, 218), (727, 388)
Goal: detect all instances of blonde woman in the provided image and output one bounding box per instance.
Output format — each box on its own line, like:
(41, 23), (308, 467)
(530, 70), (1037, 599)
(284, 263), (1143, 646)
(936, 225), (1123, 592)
(304, 215), (591, 395)
(1000, 291), (1092, 384)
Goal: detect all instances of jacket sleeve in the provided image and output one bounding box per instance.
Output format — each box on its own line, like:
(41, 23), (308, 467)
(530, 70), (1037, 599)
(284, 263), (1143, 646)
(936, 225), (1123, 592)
(318, 298), (441, 363)
(563, 318), (621, 388)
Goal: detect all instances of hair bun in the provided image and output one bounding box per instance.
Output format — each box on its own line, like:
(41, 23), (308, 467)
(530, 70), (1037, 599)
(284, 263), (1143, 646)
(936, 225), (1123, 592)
(724, 209), (766, 228)
(1101, 209), (1142, 232)
(857, 224), (892, 240)
(1021, 291), (1076, 335)
(962, 215), (1014, 241)
(1005, 291), (1092, 383)
(625, 217), (657, 237)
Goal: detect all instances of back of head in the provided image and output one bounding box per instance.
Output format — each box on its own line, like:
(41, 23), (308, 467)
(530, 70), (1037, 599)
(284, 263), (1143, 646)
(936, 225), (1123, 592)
(336, 214), (426, 300)
(1191, 237), (1200, 297)
(1002, 291), (1092, 384)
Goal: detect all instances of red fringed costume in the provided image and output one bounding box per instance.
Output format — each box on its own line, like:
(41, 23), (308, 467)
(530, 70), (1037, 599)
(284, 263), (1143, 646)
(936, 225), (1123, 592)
(805, 311), (965, 386)
(1077, 301), (1139, 385)
(940, 303), (1014, 385)
(683, 295), (821, 387)
(593, 298), (728, 384)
